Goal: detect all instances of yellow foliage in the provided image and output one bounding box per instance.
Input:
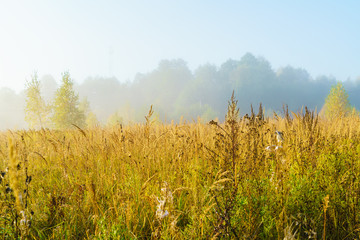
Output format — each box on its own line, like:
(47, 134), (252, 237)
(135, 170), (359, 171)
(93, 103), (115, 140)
(1, 105), (360, 238)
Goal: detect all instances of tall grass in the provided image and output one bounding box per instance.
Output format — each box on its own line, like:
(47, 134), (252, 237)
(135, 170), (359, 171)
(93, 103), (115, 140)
(1, 97), (360, 239)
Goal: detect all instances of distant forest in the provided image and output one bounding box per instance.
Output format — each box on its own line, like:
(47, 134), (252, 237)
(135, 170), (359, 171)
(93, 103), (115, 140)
(1, 52), (360, 130)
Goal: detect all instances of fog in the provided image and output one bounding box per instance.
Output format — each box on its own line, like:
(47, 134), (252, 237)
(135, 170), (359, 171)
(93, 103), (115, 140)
(1, 53), (360, 130)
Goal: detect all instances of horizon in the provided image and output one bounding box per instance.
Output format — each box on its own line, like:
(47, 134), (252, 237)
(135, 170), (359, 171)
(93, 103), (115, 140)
(0, 53), (351, 94)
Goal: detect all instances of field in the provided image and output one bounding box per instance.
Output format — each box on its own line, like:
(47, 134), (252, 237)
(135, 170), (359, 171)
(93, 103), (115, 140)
(1, 98), (360, 239)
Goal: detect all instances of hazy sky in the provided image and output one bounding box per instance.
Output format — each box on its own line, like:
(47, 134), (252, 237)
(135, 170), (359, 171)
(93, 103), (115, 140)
(0, 1), (359, 92)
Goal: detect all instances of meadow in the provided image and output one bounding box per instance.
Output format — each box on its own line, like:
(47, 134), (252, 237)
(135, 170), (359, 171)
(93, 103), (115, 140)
(1, 97), (360, 239)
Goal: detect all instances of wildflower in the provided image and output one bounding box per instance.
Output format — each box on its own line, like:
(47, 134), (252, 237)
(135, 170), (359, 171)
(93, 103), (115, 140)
(161, 210), (169, 218)
(275, 146), (283, 150)
(266, 145), (277, 151)
(20, 211), (27, 225)
(156, 206), (169, 219)
(156, 197), (168, 219)
(156, 197), (165, 207)
(19, 210), (31, 228)
(265, 145), (282, 152)
(155, 181), (173, 220)
(275, 131), (284, 143)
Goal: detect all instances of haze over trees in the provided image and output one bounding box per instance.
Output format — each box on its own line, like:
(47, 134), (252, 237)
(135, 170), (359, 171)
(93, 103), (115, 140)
(0, 88), (25, 130)
(1, 53), (360, 130)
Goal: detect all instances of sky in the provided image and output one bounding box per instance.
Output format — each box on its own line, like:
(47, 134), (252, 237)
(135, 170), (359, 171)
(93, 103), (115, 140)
(0, 1), (359, 92)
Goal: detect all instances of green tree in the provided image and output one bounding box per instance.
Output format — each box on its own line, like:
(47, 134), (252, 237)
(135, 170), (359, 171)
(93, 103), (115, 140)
(52, 72), (85, 129)
(323, 82), (351, 119)
(24, 73), (50, 129)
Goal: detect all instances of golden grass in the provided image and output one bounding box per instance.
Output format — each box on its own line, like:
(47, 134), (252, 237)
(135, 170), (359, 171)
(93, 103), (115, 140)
(1, 102), (360, 239)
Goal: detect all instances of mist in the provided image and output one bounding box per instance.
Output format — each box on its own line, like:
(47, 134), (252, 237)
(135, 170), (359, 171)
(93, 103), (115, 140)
(1, 53), (360, 130)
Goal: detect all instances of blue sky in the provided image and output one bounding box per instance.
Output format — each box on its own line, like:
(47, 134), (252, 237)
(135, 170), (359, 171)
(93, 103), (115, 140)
(0, 1), (359, 92)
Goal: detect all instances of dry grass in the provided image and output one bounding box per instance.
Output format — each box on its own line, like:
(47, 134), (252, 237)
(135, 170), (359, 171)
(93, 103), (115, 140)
(1, 99), (360, 239)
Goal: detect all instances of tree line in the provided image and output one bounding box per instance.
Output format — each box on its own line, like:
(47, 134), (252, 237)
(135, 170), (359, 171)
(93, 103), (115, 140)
(1, 53), (359, 130)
